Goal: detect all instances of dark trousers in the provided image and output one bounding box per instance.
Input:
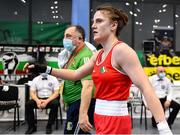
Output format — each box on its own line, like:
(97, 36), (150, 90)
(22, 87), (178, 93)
(152, 97), (180, 127)
(25, 98), (59, 128)
(64, 98), (95, 134)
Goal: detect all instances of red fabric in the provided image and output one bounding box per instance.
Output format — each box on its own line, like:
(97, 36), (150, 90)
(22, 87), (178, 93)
(92, 41), (132, 100)
(94, 113), (132, 134)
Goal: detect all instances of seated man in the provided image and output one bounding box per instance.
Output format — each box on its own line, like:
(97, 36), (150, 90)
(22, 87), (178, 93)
(25, 73), (60, 134)
(149, 66), (180, 128)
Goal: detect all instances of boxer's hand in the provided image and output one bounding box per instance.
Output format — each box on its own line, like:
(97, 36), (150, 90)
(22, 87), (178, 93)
(157, 120), (173, 135)
(23, 63), (52, 74)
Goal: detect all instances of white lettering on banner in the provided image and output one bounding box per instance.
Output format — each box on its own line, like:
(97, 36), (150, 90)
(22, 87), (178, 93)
(0, 75), (28, 82)
(52, 47), (61, 52)
(3, 46), (26, 52)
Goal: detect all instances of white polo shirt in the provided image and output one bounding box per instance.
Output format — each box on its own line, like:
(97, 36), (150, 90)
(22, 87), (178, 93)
(149, 74), (173, 101)
(30, 74), (59, 98)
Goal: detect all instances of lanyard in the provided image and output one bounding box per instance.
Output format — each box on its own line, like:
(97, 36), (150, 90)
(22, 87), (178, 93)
(64, 44), (85, 69)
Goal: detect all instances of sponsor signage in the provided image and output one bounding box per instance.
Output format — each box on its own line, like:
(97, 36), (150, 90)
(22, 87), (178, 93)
(144, 52), (180, 81)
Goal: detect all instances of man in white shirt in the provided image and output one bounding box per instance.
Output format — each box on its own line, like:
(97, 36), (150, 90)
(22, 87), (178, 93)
(25, 73), (60, 134)
(149, 66), (180, 128)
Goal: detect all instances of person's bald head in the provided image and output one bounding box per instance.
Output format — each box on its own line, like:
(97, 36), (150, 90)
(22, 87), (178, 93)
(156, 66), (165, 74)
(156, 66), (166, 79)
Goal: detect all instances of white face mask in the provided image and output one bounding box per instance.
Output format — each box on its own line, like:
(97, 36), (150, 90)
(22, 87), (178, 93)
(159, 72), (165, 79)
(63, 38), (76, 52)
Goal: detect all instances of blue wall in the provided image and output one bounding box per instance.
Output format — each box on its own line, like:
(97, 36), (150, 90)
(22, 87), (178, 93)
(71, 0), (90, 41)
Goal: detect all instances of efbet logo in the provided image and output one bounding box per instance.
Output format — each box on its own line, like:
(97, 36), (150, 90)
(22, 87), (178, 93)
(147, 54), (180, 66)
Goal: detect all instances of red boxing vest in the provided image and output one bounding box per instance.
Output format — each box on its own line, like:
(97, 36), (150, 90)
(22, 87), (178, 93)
(92, 41), (132, 100)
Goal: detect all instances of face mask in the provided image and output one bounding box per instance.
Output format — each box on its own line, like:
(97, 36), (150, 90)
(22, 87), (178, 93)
(159, 72), (165, 79)
(63, 38), (76, 52)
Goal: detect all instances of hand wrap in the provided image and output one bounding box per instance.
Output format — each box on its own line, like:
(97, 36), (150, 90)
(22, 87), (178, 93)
(157, 120), (173, 135)
(29, 64), (52, 74)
